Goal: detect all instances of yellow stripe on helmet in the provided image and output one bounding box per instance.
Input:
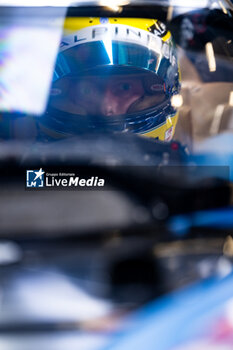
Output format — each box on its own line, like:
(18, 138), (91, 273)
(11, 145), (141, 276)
(140, 112), (179, 141)
(63, 17), (171, 43)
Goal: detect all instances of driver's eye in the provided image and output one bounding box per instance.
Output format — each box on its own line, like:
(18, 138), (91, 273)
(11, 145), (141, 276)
(113, 82), (132, 95)
(120, 83), (131, 91)
(78, 81), (98, 96)
(80, 83), (92, 95)
(80, 87), (89, 95)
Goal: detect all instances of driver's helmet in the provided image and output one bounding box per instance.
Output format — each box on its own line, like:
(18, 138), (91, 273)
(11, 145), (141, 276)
(42, 17), (180, 141)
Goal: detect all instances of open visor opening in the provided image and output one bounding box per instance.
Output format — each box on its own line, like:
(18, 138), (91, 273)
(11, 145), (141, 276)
(50, 66), (166, 118)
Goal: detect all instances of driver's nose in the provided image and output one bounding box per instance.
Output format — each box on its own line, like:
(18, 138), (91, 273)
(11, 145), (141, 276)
(101, 88), (119, 117)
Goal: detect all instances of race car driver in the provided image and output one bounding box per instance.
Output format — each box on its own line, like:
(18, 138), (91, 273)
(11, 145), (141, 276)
(36, 17), (181, 142)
